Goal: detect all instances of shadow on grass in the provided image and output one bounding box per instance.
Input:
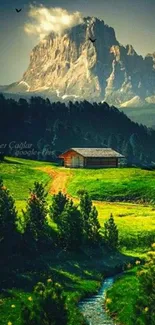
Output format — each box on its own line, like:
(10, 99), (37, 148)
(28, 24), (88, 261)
(1, 158), (24, 165)
(0, 247), (137, 295)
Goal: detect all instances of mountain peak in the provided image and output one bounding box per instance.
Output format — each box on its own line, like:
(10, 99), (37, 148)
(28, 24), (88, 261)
(2, 17), (155, 106)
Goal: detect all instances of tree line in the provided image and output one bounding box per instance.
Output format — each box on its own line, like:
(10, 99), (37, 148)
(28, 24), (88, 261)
(0, 179), (119, 324)
(0, 179), (119, 259)
(0, 94), (155, 165)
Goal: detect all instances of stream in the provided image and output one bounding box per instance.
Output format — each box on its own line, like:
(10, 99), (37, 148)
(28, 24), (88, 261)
(78, 277), (117, 325)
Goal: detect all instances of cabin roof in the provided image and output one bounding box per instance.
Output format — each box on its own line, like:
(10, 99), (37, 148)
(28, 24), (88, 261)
(60, 148), (125, 158)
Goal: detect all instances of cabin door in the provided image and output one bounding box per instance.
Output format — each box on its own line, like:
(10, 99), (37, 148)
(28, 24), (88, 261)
(71, 156), (80, 167)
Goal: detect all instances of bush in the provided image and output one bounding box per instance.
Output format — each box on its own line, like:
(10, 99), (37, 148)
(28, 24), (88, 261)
(21, 279), (68, 325)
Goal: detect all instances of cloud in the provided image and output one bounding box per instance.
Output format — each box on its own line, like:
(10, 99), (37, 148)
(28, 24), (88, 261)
(24, 5), (84, 39)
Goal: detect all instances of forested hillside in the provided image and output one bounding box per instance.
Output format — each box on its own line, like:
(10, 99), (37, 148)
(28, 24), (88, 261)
(0, 94), (155, 165)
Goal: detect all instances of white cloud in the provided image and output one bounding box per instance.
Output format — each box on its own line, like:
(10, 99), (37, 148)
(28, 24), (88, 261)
(24, 5), (84, 39)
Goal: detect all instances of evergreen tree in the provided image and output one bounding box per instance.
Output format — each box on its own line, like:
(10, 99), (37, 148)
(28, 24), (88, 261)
(129, 133), (142, 163)
(89, 205), (101, 244)
(58, 200), (83, 249)
(49, 191), (69, 224)
(0, 177), (18, 256)
(117, 134), (124, 152)
(139, 152), (146, 164)
(79, 192), (101, 245)
(22, 182), (48, 252)
(108, 134), (118, 150)
(123, 140), (134, 165)
(102, 213), (119, 250)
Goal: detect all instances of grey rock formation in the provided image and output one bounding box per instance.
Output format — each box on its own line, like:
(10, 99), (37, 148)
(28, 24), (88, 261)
(2, 17), (155, 106)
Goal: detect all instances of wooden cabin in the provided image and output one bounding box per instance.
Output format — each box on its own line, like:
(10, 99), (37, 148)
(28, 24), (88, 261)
(59, 148), (125, 168)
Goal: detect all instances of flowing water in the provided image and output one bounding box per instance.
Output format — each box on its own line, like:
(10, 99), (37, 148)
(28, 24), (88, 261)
(78, 277), (117, 325)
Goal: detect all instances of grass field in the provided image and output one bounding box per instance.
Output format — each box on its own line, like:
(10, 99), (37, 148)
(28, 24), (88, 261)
(0, 255), (101, 325)
(96, 201), (155, 252)
(0, 157), (54, 212)
(106, 267), (140, 325)
(0, 157), (155, 253)
(0, 249), (131, 325)
(67, 167), (155, 203)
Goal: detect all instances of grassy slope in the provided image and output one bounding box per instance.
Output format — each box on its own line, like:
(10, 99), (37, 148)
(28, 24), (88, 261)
(0, 157), (54, 212)
(0, 256), (100, 325)
(0, 249), (131, 325)
(106, 268), (140, 325)
(96, 201), (155, 253)
(67, 167), (155, 203)
(1, 158), (155, 253)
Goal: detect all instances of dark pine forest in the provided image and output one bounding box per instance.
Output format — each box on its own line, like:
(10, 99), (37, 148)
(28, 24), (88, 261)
(0, 93), (155, 165)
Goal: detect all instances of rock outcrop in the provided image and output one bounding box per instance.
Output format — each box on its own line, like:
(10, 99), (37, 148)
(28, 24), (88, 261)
(2, 17), (155, 106)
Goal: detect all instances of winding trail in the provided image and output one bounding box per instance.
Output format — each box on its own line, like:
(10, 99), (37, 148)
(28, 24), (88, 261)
(35, 166), (73, 195)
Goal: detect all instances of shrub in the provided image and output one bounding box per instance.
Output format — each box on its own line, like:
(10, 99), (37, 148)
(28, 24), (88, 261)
(21, 279), (68, 325)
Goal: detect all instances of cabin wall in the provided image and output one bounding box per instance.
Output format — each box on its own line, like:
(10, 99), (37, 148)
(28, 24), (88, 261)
(85, 157), (118, 168)
(60, 151), (121, 168)
(62, 150), (84, 168)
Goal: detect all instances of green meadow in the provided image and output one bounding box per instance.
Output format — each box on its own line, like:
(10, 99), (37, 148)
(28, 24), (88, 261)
(0, 157), (53, 212)
(0, 157), (155, 324)
(0, 157), (155, 254)
(106, 267), (140, 325)
(67, 167), (155, 203)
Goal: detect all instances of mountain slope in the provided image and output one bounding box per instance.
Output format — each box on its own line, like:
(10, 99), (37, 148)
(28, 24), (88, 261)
(1, 17), (155, 105)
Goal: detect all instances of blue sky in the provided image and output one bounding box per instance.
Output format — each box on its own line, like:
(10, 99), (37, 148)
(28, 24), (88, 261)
(0, 0), (155, 84)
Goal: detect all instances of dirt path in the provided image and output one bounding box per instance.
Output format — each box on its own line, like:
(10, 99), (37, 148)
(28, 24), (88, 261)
(36, 166), (72, 195)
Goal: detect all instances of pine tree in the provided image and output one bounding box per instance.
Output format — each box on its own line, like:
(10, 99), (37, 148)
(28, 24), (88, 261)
(58, 200), (83, 249)
(102, 213), (119, 250)
(79, 192), (101, 245)
(123, 140), (134, 165)
(89, 206), (101, 244)
(108, 134), (118, 150)
(49, 191), (69, 224)
(22, 182), (48, 252)
(0, 177), (18, 256)
(129, 133), (142, 163)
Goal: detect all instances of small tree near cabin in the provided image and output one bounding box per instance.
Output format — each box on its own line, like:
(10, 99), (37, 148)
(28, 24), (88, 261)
(103, 213), (119, 250)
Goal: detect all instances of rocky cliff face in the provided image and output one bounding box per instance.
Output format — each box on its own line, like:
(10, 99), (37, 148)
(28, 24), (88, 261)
(2, 17), (155, 105)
